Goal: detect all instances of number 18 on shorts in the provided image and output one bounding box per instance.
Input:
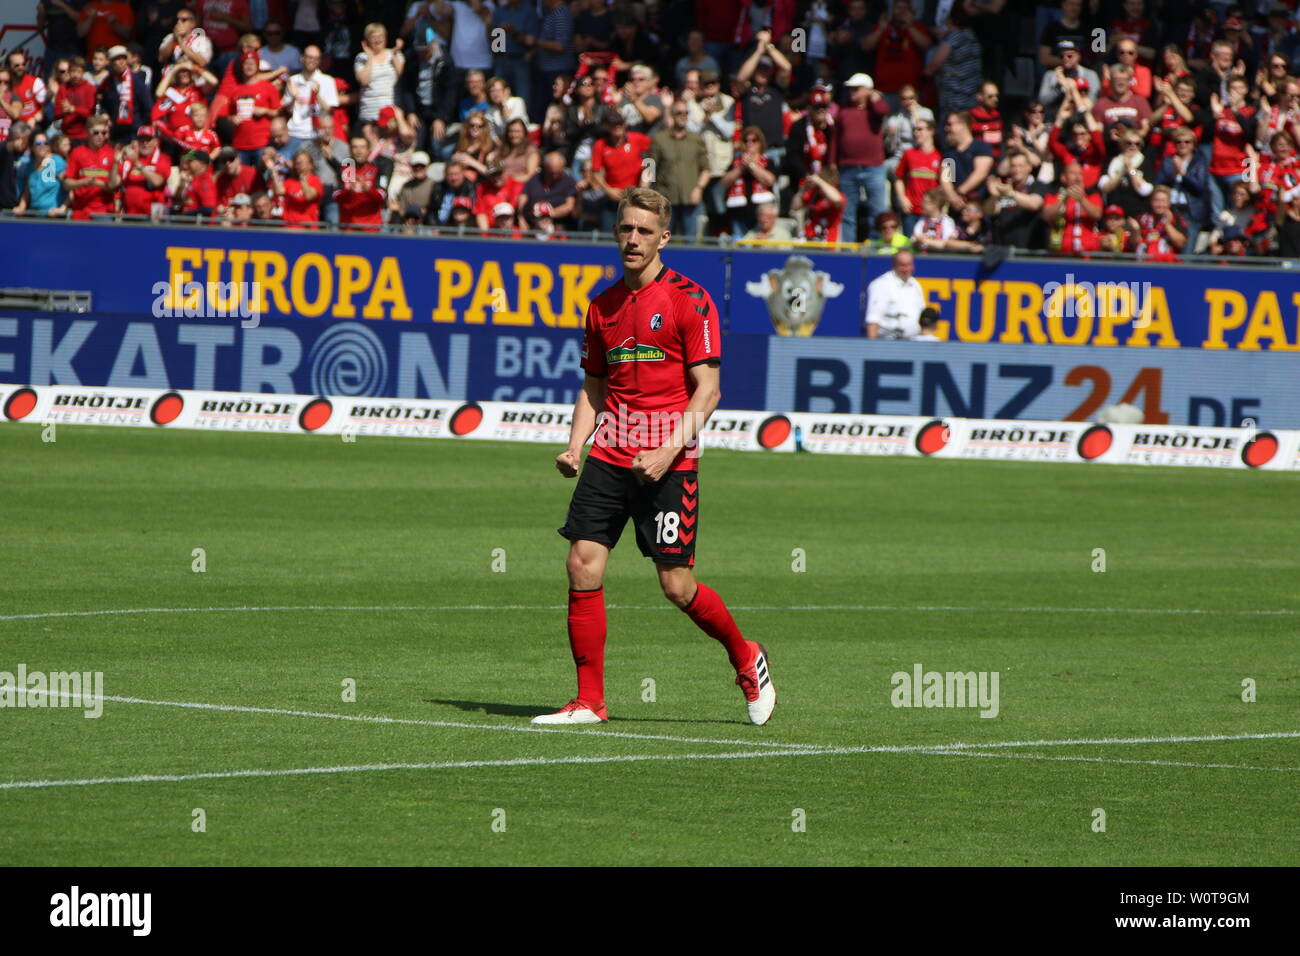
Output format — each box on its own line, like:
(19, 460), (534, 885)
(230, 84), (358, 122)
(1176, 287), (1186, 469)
(558, 457), (700, 567)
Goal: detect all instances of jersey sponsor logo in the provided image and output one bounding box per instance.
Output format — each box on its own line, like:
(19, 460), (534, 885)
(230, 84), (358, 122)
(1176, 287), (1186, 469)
(650, 312), (663, 331)
(606, 337), (666, 363)
(703, 319), (711, 353)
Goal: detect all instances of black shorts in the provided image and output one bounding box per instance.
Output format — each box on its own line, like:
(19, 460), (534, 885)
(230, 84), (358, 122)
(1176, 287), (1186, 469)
(558, 456), (699, 566)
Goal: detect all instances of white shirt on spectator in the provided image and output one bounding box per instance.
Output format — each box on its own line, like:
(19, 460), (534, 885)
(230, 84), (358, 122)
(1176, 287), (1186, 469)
(865, 269), (926, 339)
(284, 70), (339, 141)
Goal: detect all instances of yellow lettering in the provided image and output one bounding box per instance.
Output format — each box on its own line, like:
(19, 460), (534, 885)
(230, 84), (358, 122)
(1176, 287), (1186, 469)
(466, 261), (509, 324)
(364, 257), (412, 320)
(917, 278), (952, 339)
(1046, 285), (1093, 345)
(1093, 285), (1135, 346)
(1201, 289), (1248, 349)
(1239, 292), (1299, 351)
(1002, 281), (1046, 343)
(332, 255), (372, 318)
(248, 251), (291, 314)
(164, 247), (201, 311)
(559, 265), (602, 328)
(432, 259), (473, 322)
(514, 263), (558, 327)
(1128, 287), (1179, 347)
(291, 253), (333, 317)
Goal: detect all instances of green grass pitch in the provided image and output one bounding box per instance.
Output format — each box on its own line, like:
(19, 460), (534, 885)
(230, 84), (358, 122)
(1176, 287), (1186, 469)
(1, 423), (1296, 866)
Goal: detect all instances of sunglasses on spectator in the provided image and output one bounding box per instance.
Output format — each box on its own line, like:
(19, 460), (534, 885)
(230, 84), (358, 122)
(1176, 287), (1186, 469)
(34, 138), (48, 145)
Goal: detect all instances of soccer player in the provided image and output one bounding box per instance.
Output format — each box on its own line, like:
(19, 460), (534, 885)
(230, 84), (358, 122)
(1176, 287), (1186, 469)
(534, 186), (776, 727)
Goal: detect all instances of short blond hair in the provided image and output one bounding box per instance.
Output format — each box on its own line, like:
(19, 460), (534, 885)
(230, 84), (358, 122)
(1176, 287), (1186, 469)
(364, 22), (387, 39)
(616, 187), (672, 232)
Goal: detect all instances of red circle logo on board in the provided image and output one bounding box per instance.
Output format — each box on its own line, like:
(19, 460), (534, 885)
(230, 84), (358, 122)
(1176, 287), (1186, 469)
(1077, 424), (1113, 461)
(299, 397), (333, 432)
(757, 415), (791, 449)
(449, 403), (483, 436)
(3, 387), (37, 421)
(914, 419), (949, 455)
(1241, 432), (1278, 468)
(150, 391), (184, 426)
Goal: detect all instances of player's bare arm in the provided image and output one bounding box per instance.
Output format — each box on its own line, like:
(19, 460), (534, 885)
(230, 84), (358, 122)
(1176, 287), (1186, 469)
(630, 360), (721, 483)
(556, 373), (607, 477)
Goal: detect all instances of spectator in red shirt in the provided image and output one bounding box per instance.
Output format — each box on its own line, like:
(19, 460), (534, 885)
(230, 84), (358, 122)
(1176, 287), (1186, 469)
(1092, 64), (1152, 141)
(863, 0), (933, 105)
(590, 110), (650, 231)
(474, 162), (525, 229)
(62, 115), (116, 218)
(55, 56), (96, 144)
(6, 52), (47, 126)
(1208, 76), (1257, 224)
(969, 81), (1003, 158)
(1048, 98), (1106, 190)
(223, 51), (281, 164)
(1102, 39), (1152, 101)
(1042, 160), (1102, 253)
(213, 147), (265, 214)
(334, 134), (388, 231)
(894, 114), (940, 235)
(271, 150), (323, 227)
(169, 101), (221, 157)
(1150, 75), (1209, 159)
(77, 0), (134, 59)
(111, 125), (171, 218)
(1131, 185), (1186, 261)
(153, 63), (215, 141)
(720, 125), (778, 238)
(201, 0), (252, 57)
(791, 166), (845, 242)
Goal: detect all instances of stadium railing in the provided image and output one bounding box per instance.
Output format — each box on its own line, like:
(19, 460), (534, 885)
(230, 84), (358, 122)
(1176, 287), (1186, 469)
(2, 212), (1297, 268)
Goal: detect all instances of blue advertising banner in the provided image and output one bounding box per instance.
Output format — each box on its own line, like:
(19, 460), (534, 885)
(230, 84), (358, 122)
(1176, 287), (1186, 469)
(730, 249), (1300, 350)
(0, 312), (776, 408)
(3, 220), (1298, 350)
(764, 338), (1300, 427)
(0, 221), (727, 333)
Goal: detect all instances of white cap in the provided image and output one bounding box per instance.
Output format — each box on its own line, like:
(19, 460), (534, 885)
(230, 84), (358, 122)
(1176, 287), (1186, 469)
(845, 73), (874, 89)
(492, 202), (514, 218)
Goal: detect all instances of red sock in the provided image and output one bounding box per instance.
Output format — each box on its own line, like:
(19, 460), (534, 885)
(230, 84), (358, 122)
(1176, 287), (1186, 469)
(567, 587), (606, 705)
(683, 583), (752, 671)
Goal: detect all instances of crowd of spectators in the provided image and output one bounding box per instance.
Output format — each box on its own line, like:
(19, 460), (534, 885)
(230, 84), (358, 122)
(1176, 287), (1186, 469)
(2, 0), (1299, 258)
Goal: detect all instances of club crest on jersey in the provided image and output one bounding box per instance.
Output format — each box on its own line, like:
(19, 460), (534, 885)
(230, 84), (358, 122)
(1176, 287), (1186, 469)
(650, 313), (663, 331)
(607, 336), (666, 364)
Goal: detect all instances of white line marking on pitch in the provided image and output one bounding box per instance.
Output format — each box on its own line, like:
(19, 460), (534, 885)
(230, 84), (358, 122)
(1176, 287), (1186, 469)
(5, 741), (1299, 792)
(1, 604), (1294, 622)
(7, 688), (816, 752)
(926, 751), (1300, 773)
(0, 750), (792, 791)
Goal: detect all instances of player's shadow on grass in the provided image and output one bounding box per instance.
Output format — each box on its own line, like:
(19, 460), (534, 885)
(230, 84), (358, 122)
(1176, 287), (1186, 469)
(426, 699), (748, 725)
